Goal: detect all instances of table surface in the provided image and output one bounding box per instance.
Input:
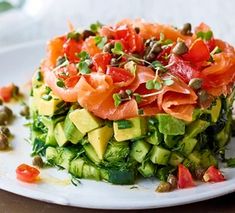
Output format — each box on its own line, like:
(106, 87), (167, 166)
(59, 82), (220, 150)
(0, 189), (235, 213)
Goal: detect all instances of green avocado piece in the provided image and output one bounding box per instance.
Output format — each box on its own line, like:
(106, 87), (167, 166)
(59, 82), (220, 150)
(130, 140), (151, 163)
(69, 109), (103, 134)
(185, 119), (210, 138)
(113, 117), (147, 141)
(157, 114), (185, 135)
(146, 129), (162, 145)
(138, 161), (156, 177)
(150, 146), (171, 165)
(169, 152), (184, 166)
(178, 138), (198, 156)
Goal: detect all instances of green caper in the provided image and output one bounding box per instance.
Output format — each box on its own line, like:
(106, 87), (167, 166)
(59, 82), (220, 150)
(180, 23), (192, 36)
(0, 106), (13, 118)
(20, 105), (30, 118)
(32, 155), (44, 168)
(110, 58), (120, 67)
(151, 42), (162, 54)
(103, 42), (114, 53)
(194, 167), (206, 180)
(167, 174), (177, 189)
(0, 112), (8, 125)
(0, 133), (9, 150)
(172, 41), (189, 55)
(0, 126), (11, 137)
(197, 90), (209, 103)
(134, 27), (140, 34)
(156, 181), (172, 193)
(82, 30), (96, 40)
(189, 78), (203, 90)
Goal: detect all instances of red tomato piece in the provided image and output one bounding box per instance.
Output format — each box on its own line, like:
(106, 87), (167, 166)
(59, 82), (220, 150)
(182, 39), (210, 63)
(0, 84), (14, 102)
(178, 164), (195, 189)
(64, 75), (80, 88)
(168, 55), (200, 83)
(156, 46), (172, 65)
(106, 66), (134, 83)
(93, 53), (112, 72)
(203, 166), (225, 183)
(63, 39), (83, 63)
(16, 164), (40, 183)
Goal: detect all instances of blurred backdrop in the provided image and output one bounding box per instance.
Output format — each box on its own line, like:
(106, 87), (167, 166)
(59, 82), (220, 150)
(0, 0), (235, 47)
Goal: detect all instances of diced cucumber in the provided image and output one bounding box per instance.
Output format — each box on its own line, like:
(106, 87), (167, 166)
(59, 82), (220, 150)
(201, 149), (218, 168)
(178, 138), (197, 156)
(164, 135), (177, 148)
(64, 114), (84, 144)
(138, 161), (155, 177)
(83, 144), (101, 165)
(188, 151), (201, 165)
(55, 148), (77, 170)
(146, 130), (162, 145)
(169, 152), (184, 166)
(107, 169), (135, 185)
(69, 158), (85, 178)
(150, 146), (171, 165)
(45, 147), (58, 164)
(130, 140), (151, 163)
(54, 122), (68, 147)
(157, 114), (185, 135)
(82, 164), (101, 180)
(185, 120), (210, 138)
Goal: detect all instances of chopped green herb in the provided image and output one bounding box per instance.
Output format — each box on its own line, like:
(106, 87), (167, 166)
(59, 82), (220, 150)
(211, 46), (222, 55)
(77, 51), (90, 60)
(111, 42), (124, 55)
(134, 93), (142, 103)
(113, 93), (122, 107)
(116, 120), (133, 129)
(56, 80), (65, 88)
(94, 36), (108, 49)
(41, 94), (52, 101)
(71, 177), (81, 186)
(146, 80), (162, 90)
(67, 31), (81, 41)
(125, 89), (133, 96)
(90, 21), (102, 33)
(196, 31), (213, 41)
(152, 61), (167, 72)
(44, 86), (52, 94)
(36, 71), (43, 81)
(77, 61), (91, 74)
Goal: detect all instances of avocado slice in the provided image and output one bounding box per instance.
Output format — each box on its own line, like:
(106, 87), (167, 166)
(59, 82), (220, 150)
(69, 109), (103, 134)
(113, 117), (147, 142)
(157, 114), (185, 135)
(88, 125), (113, 159)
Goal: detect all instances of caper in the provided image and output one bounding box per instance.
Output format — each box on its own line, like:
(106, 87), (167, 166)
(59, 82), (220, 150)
(82, 30), (96, 40)
(151, 42), (162, 54)
(20, 105), (30, 118)
(156, 181), (172, 193)
(0, 111), (8, 125)
(0, 99), (2, 105)
(134, 27), (140, 34)
(0, 126), (10, 137)
(103, 42), (114, 53)
(12, 84), (20, 97)
(172, 41), (189, 55)
(0, 133), (9, 150)
(144, 38), (157, 47)
(189, 78), (203, 90)
(167, 174), (177, 189)
(144, 52), (156, 62)
(197, 90), (209, 103)
(180, 23), (192, 36)
(0, 106), (13, 118)
(32, 155), (44, 168)
(110, 58), (120, 67)
(194, 167), (206, 180)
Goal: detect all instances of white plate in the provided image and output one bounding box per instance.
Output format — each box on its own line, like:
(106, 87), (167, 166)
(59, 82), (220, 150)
(0, 41), (235, 210)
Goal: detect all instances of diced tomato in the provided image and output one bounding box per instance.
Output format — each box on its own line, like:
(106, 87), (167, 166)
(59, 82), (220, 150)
(106, 66), (134, 83)
(178, 164), (195, 189)
(16, 164), (40, 183)
(156, 46), (172, 65)
(206, 38), (216, 52)
(63, 39), (83, 63)
(93, 53), (112, 72)
(203, 166), (225, 183)
(64, 75), (80, 88)
(183, 39), (210, 63)
(168, 55), (200, 83)
(54, 64), (78, 80)
(0, 83), (14, 102)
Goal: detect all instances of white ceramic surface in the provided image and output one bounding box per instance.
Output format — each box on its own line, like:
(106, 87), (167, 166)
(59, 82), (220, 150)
(0, 42), (235, 210)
